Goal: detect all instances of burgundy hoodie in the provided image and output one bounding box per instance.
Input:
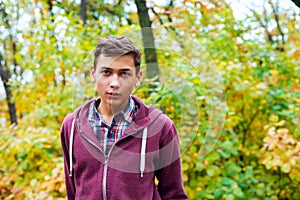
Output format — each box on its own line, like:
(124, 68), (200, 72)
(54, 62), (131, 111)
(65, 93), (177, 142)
(60, 96), (188, 200)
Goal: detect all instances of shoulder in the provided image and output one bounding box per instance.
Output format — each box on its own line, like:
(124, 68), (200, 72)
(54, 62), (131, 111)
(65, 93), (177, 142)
(150, 106), (175, 130)
(131, 95), (177, 133)
(147, 107), (178, 143)
(62, 98), (95, 125)
(60, 99), (91, 132)
(62, 113), (74, 127)
(60, 113), (75, 139)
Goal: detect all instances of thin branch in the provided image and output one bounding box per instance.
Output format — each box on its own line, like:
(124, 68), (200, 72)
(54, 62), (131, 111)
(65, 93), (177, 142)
(269, 0), (285, 46)
(242, 107), (260, 146)
(150, 7), (164, 25)
(47, 0), (54, 22)
(150, 2), (186, 49)
(88, 2), (132, 25)
(249, 7), (274, 44)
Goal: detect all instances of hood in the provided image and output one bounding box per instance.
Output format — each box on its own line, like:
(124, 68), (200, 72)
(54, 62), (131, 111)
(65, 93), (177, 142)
(74, 96), (162, 134)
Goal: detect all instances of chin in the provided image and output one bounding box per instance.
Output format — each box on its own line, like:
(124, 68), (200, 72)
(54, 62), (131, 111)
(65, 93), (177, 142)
(109, 100), (124, 107)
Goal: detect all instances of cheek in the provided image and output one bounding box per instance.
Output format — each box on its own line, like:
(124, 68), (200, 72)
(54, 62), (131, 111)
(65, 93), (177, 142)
(95, 79), (107, 90)
(124, 82), (136, 91)
(94, 74), (103, 81)
(95, 75), (108, 84)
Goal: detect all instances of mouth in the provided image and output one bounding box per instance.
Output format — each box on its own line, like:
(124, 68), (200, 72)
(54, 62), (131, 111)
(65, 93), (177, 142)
(107, 92), (121, 98)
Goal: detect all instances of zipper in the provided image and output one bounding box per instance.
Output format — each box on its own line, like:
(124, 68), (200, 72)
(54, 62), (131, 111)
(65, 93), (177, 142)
(80, 131), (138, 200)
(80, 133), (108, 199)
(103, 158), (108, 200)
(102, 131), (139, 199)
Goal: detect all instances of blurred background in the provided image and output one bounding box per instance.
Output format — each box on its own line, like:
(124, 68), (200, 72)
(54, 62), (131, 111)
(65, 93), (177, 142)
(0, 0), (299, 199)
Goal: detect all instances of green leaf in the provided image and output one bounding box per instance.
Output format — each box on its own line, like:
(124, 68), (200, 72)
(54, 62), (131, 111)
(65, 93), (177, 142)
(233, 187), (244, 198)
(281, 163), (291, 173)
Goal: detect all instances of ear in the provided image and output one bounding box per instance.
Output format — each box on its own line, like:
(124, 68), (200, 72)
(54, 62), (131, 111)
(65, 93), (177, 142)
(135, 70), (142, 87)
(90, 66), (95, 82)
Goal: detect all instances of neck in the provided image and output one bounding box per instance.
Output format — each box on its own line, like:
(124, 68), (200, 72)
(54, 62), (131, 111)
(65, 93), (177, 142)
(98, 99), (129, 117)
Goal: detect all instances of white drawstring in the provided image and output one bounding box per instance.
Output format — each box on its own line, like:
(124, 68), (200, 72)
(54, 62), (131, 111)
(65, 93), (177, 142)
(140, 127), (148, 177)
(69, 119), (75, 177)
(69, 120), (148, 178)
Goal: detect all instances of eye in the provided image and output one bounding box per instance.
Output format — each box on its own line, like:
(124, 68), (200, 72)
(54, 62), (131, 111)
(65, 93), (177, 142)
(101, 69), (111, 76)
(121, 72), (130, 77)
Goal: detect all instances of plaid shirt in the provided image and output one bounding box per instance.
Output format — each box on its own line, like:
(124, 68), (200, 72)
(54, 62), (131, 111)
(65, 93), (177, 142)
(88, 97), (139, 156)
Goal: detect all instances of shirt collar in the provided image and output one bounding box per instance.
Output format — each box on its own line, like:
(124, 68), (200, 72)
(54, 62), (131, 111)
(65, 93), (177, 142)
(88, 96), (136, 124)
(120, 96), (135, 123)
(88, 98), (101, 124)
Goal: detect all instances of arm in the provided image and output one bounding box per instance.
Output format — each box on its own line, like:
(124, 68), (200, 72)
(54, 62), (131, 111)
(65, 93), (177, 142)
(60, 114), (76, 199)
(155, 123), (188, 200)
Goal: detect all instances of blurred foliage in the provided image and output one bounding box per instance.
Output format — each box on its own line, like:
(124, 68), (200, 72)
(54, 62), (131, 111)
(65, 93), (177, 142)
(0, 0), (300, 199)
(0, 124), (65, 199)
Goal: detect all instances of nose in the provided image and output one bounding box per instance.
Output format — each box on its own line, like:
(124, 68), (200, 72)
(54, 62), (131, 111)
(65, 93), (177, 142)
(109, 74), (120, 88)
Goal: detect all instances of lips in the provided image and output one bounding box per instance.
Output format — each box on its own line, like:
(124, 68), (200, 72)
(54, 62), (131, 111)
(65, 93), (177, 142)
(107, 92), (121, 98)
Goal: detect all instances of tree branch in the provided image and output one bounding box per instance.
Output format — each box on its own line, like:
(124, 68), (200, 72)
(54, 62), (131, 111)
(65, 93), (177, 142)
(88, 2), (132, 25)
(249, 7), (274, 44)
(242, 107), (260, 146)
(270, 0), (285, 47)
(150, 7), (164, 25)
(47, 0), (54, 22)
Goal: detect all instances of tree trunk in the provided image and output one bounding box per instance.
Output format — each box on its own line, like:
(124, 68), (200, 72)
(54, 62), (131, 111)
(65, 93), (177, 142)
(80, 0), (87, 25)
(291, 0), (300, 8)
(1, 2), (18, 125)
(0, 53), (17, 125)
(134, 0), (159, 80)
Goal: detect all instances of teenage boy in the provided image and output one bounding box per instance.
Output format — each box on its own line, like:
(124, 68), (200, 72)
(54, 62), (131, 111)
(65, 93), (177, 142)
(60, 36), (188, 200)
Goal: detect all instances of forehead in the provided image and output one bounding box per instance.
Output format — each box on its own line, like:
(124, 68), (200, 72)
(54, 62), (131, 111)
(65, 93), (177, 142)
(95, 54), (135, 69)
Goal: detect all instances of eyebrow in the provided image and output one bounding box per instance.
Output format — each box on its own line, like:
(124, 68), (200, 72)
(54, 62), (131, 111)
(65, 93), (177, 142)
(99, 66), (133, 72)
(119, 68), (132, 72)
(99, 66), (110, 69)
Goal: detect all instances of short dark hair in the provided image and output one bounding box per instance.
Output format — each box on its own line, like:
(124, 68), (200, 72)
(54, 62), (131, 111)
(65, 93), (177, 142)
(93, 36), (142, 73)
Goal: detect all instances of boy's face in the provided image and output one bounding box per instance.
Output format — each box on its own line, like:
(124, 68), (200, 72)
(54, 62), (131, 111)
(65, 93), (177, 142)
(90, 54), (142, 112)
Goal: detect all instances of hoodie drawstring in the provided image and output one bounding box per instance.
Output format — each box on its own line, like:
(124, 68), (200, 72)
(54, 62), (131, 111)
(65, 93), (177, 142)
(69, 119), (75, 177)
(140, 127), (148, 177)
(69, 121), (148, 178)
